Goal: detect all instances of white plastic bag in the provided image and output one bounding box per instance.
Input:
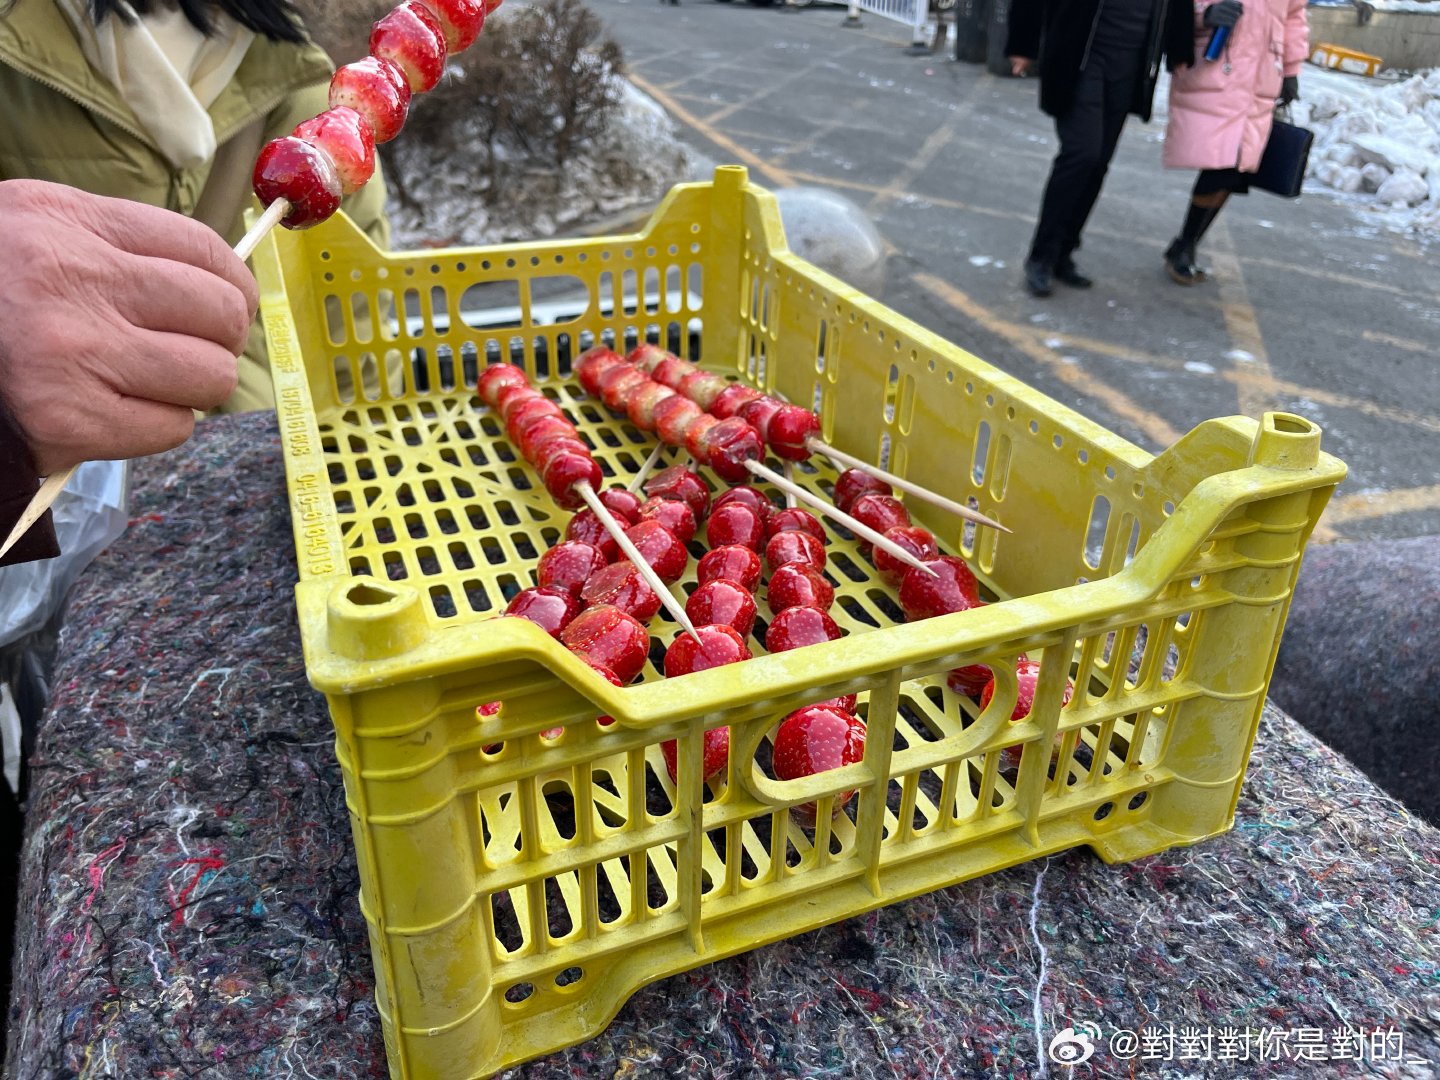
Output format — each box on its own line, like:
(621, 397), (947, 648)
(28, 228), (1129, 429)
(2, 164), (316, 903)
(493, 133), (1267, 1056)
(0, 460), (130, 649)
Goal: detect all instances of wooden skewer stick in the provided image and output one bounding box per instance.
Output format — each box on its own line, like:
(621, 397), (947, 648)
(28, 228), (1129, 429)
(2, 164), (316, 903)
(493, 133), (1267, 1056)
(744, 460), (938, 577)
(576, 481), (702, 643)
(0, 198), (294, 563)
(805, 437), (1010, 534)
(782, 461), (798, 509)
(626, 441), (668, 494)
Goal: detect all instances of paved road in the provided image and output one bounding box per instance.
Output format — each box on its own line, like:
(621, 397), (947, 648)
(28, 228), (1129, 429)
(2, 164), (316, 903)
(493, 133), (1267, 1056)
(593, 0), (1440, 543)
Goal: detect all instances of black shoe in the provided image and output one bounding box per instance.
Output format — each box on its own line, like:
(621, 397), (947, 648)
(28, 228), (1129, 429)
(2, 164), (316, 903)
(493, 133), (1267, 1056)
(1023, 258), (1053, 297)
(1164, 238), (1208, 286)
(1054, 258), (1093, 289)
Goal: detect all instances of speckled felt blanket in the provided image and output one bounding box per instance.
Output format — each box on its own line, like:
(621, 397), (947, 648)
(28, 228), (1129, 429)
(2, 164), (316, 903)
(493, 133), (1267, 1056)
(7, 411), (1439, 1079)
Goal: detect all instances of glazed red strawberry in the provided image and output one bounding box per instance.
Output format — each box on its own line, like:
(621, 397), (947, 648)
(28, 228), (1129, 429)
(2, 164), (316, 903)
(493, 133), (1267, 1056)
(767, 563), (834, 614)
(537, 541), (608, 597)
(736, 396), (783, 441)
(484, 0), (503, 11)
(518, 416), (579, 461)
(503, 586), (580, 638)
(643, 466), (711, 522)
(534, 437), (591, 473)
(561, 605), (651, 683)
(815, 693), (859, 712)
(651, 354), (696, 388)
(712, 486), (773, 523)
(628, 382), (675, 430)
(979, 657), (1074, 721)
(663, 624), (751, 677)
(626, 342), (669, 371)
(769, 406), (821, 461)
(850, 494), (911, 547)
(575, 346), (625, 396)
(661, 727), (731, 785)
(706, 502), (766, 552)
(495, 383), (541, 422)
(598, 487), (644, 526)
(679, 370), (728, 410)
(765, 507), (825, 542)
(833, 469), (891, 514)
(706, 418), (764, 482)
(599, 365), (649, 412)
(949, 638), (1019, 699)
(873, 526), (939, 587)
(542, 452), (602, 510)
(477, 362), (529, 407)
(771, 705), (867, 827)
(370, 1), (448, 93)
(765, 605), (842, 653)
(685, 579), (757, 638)
(581, 658), (625, 727)
(251, 136), (342, 229)
(328, 56), (410, 143)
(623, 520), (688, 584)
(683, 414), (721, 460)
(293, 107), (375, 195)
(764, 530), (826, 573)
(654, 395), (703, 447)
(711, 383), (763, 419)
(638, 497), (697, 545)
(415, 0), (486, 50)
(696, 545), (763, 593)
(898, 555), (979, 620)
(580, 562), (661, 622)
(506, 396), (564, 444)
(661, 627), (751, 777)
(566, 509), (619, 561)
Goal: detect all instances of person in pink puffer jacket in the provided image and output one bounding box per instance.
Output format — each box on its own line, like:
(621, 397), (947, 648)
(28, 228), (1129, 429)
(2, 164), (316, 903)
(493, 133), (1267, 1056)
(1161, 0), (1308, 284)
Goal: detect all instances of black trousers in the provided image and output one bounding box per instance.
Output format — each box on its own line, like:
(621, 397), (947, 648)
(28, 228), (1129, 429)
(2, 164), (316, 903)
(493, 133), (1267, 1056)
(1028, 44), (1144, 266)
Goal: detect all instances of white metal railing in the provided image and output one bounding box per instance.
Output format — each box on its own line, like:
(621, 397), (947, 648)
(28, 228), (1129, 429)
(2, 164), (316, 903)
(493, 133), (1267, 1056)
(842, 0), (933, 51)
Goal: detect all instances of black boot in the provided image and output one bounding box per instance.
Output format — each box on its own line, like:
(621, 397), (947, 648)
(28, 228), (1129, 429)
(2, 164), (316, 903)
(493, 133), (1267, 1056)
(1023, 258), (1053, 297)
(1164, 238), (1207, 286)
(1054, 256), (1093, 289)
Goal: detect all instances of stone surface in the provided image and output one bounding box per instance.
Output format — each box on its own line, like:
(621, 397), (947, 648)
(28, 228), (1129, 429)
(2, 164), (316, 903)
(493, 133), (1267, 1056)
(1270, 534), (1440, 823)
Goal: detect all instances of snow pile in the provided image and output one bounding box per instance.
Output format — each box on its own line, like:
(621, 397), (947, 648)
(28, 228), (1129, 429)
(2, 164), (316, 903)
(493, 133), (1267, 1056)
(1298, 67), (1440, 234)
(387, 80), (695, 249)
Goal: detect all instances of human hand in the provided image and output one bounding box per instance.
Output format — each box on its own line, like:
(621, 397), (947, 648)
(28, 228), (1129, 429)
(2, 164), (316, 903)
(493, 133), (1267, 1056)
(1009, 55), (1032, 76)
(0, 180), (257, 475)
(1280, 74), (1299, 104)
(1203, 0), (1243, 28)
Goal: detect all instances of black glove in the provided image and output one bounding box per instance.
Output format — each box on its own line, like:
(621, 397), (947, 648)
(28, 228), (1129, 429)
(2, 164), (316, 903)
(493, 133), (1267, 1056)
(1280, 75), (1300, 104)
(1203, 0), (1244, 28)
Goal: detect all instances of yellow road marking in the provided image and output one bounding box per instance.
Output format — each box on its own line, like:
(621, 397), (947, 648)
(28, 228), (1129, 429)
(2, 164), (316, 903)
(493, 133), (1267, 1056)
(628, 72), (796, 188)
(1362, 329), (1435, 354)
(1205, 219), (1276, 419)
(911, 272), (1184, 447)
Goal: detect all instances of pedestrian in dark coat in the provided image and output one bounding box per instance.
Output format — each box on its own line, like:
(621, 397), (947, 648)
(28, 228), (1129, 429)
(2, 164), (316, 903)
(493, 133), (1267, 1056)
(1008, 0), (1194, 296)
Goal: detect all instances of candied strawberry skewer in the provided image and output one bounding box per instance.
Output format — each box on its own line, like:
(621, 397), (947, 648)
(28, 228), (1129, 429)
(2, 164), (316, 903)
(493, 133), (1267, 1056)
(574, 349), (938, 579)
(604, 343), (1009, 534)
(246, 0), (490, 248)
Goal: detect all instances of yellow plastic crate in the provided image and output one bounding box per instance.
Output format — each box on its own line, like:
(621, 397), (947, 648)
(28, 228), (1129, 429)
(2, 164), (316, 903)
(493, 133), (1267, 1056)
(253, 165), (1346, 1079)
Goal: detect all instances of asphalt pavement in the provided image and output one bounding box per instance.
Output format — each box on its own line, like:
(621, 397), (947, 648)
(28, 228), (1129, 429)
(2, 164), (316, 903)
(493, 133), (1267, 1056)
(592, 0), (1440, 544)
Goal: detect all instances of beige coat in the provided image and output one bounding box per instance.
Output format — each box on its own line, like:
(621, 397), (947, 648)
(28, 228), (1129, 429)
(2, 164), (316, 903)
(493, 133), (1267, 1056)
(0, 0), (391, 410)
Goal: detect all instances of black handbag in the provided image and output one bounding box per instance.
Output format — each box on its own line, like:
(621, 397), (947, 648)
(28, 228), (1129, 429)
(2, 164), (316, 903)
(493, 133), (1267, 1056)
(1253, 107), (1314, 198)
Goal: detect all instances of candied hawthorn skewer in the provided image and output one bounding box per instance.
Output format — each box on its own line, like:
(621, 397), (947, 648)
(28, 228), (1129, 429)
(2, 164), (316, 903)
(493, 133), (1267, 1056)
(574, 350), (936, 578)
(614, 344), (1008, 533)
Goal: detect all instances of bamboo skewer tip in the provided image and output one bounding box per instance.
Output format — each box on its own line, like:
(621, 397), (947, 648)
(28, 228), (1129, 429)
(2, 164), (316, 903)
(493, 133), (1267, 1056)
(805, 437), (1010, 534)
